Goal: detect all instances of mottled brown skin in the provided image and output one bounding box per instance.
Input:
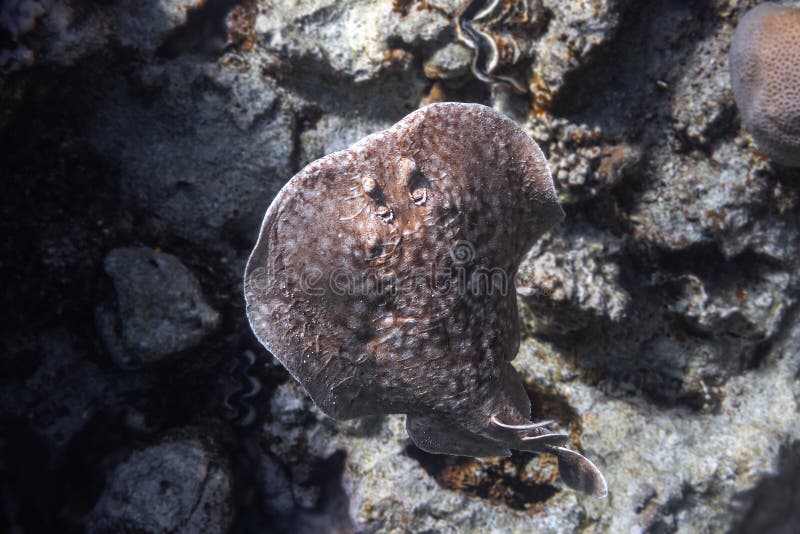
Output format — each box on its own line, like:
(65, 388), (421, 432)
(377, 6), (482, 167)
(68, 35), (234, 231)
(245, 103), (607, 497)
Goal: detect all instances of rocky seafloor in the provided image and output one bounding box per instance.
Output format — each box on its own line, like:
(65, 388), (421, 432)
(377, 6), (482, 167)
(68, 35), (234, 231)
(2, 0), (799, 532)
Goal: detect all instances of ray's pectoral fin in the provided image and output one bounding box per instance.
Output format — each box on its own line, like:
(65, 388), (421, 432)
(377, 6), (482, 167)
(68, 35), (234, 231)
(406, 414), (510, 457)
(549, 446), (608, 498)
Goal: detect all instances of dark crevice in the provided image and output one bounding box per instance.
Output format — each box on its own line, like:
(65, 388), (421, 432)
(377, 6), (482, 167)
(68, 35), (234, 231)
(156, 0), (244, 59)
(524, 381), (581, 433)
(674, 101), (739, 156)
(647, 482), (700, 532)
(628, 239), (788, 283)
(556, 233), (795, 412)
(405, 444), (559, 509)
(745, 298), (800, 371)
(549, 0), (719, 142)
(731, 440), (800, 534)
(404, 386), (577, 510)
(288, 107), (324, 175)
(230, 443), (355, 534)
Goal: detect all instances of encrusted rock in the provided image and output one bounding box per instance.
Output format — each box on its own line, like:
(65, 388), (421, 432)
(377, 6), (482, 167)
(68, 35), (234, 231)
(298, 114), (395, 169)
(628, 141), (790, 259)
(516, 222), (630, 336)
(253, 0), (449, 83)
(423, 42), (472, 80)
(528, 117), (642, 202)
(672, 28), (736, 148)
(91, 61), (294, 244)
(529, 0), (631, 108)
(669, 268), (792, 342)
(0, 0), (207, 69)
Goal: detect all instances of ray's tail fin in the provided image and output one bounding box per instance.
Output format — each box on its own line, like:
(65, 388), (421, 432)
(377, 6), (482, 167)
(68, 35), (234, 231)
(548, 445), (608, 498)
(489, 415), (608, 497)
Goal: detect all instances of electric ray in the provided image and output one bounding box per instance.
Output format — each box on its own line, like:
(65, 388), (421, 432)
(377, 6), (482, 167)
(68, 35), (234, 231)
(244, 102), (607, 497)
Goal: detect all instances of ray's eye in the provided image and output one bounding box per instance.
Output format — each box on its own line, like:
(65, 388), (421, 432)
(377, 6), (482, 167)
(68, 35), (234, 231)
(362, 174), (380, 197)
(398, 156), (428, 206)
(375, 204), (394, 222)
(361, 174), (393, 222)
(409, 179), (427, 205)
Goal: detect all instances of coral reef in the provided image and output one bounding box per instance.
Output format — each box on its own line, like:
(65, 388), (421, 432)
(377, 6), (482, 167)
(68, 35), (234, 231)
(729, 2), (800, 166)
(2, 0), (799, 532)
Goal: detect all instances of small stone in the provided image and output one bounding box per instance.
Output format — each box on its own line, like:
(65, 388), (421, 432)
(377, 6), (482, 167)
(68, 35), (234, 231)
(88, 433), (233, 534)
(97, 247), (220, 368)
(423, 42), (472, 80)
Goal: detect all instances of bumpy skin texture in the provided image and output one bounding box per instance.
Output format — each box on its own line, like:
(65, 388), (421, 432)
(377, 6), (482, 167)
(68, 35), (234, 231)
(245, 103), (606, 496)
(729, 3), (800, 167)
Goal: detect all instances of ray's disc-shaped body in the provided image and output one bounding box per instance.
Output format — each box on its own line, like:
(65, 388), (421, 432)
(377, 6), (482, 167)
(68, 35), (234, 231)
(245, 103), (607, 497)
